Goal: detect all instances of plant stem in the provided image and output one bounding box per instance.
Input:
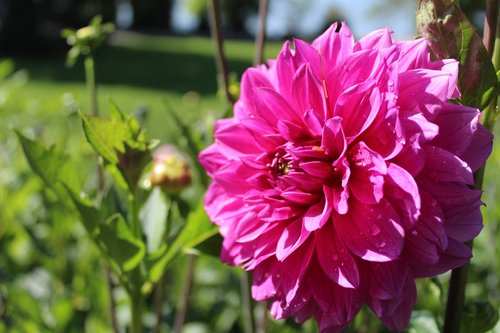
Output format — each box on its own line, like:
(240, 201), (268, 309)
(129, 192), (141, 238)
(253, 0), (269, 66)
(207, 0), (235, 104)
(444, 7), (500, 332)
(483, 0), (499, 55)
(105, 266), (120, 333)
(173, 254), (197, 333)
(84, 54), (99, 116)
(240, 272), (255, 333)
(131, 288), (144, 333)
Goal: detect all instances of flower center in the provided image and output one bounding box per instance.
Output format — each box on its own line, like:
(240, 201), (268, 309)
(267, 148), (293, 177)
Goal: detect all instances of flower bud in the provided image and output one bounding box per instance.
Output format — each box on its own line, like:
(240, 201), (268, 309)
(149, 145), (191, 193)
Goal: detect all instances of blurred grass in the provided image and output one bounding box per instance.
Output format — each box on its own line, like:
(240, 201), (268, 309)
(12, 32), (283, 140)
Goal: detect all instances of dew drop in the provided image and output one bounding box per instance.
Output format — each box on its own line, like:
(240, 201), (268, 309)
(370, 224), (381, 236)
(332, 254), (339, 261)
(379, 241), (386, 248)
(411, 230), (418, 236)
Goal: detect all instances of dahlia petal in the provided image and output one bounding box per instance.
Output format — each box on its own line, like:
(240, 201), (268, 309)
(281, 189), (321, 205)
(276, 219), (311, 261)
(276, 220), (311, 261)
(334, 81), (380, 140)
(312, 22), (354, 77)
(214, 120), (263, 155)
(292, 38), (322, 79)
(240, 67), (273, 114)
(332, 158), (350, 215)
(459, 124), (493, 172)
(392, 139), (425, 176)
(303, 186), (333, 231)
(385, 163), (421, 227)
(291, 64), (325, 119)
(361, 107), (404, 159)
(369, 268), (417, 331)
(433, 104), (480, 157)
(422, 146), (473, 185)
(274, 40), (295, 99)
(403, 113), (439, 143)
(414, 192), (448, 251)
(354, 28), (393, 51)
(213, 162), (255, 194)
(398, 69), (453, 116)
(444, 208), (483, 242)
(311, 271), (363, 331)
(253, 87), (301, 126)
(240, 117), (285, 149)
(304, 109), (324, 136)
(277, 119), (308, 141)
(321, 117), (346, 158)
(327, 50), (378, 109)
(315, 222), (360, 288)
(299, 160), (334, 179)
(251, 259), (278, 300)
(369, 261), (406, 301)
(410, 238), (472, 278)
(198, 143), (228, 176)
(348, 142), (387, 205)
(335, 199), (404, 262)
(281, 242), (315, 303)
(396, 38), (431, 71)
(420, 179), (482, 217)
(429, 58), (460, 98)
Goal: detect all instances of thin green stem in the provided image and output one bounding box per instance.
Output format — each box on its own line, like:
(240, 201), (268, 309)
(253, 0), (269, 67)
(84, 54), (99, 116)
(128, 192), (141, 239)
(173, 254), (197, 333)
(240, 272), (255, 333)
(207, 0), (235, 104)
(483, 0), (499, 55)
(130, 288), (144, 333)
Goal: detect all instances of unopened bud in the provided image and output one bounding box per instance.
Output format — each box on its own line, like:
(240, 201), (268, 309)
(149, 145), (191, 193)
(75, 26), (98, 42)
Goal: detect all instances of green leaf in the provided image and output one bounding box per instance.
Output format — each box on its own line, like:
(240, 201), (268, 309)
(98, 214), (146, 272)
(80, 111), (127, 164)
(146, 200), (217, 283)
(461, 300), (499, 333)
(16, 132), (80, 206)
(79, 106), (150, 190)
(416, 0), (497, 110)
(63, 185), (100, 234)
(140, 188), (170, 252)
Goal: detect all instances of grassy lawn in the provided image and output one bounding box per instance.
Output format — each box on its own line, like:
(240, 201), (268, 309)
(11, 32), (283, 140)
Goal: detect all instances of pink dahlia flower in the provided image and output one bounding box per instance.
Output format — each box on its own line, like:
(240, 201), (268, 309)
(199, 23), (492, 332)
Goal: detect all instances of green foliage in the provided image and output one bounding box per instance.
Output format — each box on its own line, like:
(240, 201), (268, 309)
(416, 0), (497, 110)
(146, 200), (218, 285)
(461, 301), (500, 333)
(80, 100), (152, 190)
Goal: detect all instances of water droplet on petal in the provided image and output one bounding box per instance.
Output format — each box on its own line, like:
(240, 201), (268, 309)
(332, 254), (339, 261)
(370, 224), (381, 236)
(411, 230), (418, 236)
(379, 241), (386, 248)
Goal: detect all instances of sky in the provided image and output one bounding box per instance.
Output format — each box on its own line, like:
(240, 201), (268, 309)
(171, 0), (418, 40)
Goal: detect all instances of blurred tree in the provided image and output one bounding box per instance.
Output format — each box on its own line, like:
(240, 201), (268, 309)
(0, 0), (115, 54)
(130, 0), (172, 30)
